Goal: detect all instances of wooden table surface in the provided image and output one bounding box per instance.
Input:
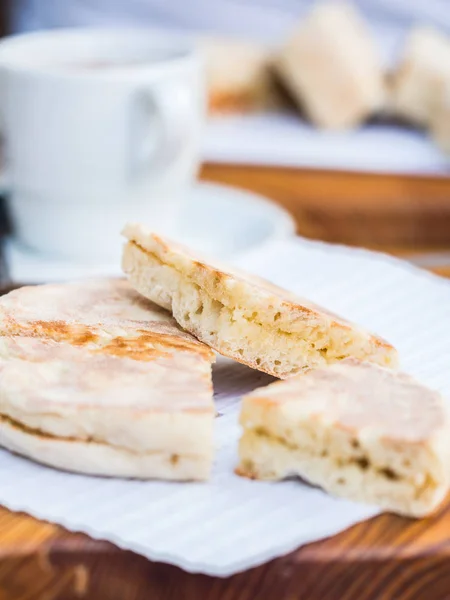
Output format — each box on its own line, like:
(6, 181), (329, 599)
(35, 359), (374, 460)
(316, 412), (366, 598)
(1, 164), (450, 600)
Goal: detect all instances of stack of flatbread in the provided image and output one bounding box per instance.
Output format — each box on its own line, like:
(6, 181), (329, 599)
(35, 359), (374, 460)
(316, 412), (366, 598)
(121, 224), (450, 517)
(0, 225), (447, 519)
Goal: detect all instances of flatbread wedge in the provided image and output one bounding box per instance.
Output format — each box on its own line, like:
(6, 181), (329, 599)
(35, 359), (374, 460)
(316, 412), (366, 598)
(430, 79), (450, 154)
(122, 224), (398, 378)
(199, 36), (283, 114)
(237, 359), (450, 517)
(0, 279), (215, 479)
(390, 27), (450, 127)
(273, 1), (385, 129)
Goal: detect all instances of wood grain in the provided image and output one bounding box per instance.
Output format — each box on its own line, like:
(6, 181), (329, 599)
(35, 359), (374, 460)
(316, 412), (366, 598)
(200, 164), (450, 249)
(1, 501), (450, 600)
(430, 265), (450, 278)
(0, 164), (449, 600)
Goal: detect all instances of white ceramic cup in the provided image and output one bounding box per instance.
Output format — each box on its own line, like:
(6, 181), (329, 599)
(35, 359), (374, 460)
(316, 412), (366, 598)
(0, 28), (204, 262)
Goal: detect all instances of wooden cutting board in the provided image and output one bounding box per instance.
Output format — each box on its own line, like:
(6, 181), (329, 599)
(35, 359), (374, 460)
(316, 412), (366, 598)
(1, 498), (450, 600)
(0, 165), (449, 600)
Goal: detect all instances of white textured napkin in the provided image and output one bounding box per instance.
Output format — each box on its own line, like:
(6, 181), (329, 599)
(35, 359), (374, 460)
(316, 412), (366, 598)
(0, 237), (449, 576)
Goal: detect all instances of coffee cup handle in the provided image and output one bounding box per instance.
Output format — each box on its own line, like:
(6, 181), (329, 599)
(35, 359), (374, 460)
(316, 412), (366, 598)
(128, 81), (194, 181)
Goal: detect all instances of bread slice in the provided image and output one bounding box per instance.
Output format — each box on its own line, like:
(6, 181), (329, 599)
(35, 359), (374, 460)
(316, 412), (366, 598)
(273, 1), (385, 129)
(0, 279), (215, 479)
(122, 224), (397, 379)
(430, 79), (450, 153)
(199, 36), (282, 114)
(390, 27), (450, 127)
(237, 359), (450, 517)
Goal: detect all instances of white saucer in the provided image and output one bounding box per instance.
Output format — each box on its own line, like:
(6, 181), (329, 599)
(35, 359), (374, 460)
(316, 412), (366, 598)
(4, 182), (295, 284)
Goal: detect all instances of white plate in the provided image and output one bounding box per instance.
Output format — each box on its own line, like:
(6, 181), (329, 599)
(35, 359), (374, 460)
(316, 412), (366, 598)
(4, 181), (295, 284)
(204, 114), (450, 176)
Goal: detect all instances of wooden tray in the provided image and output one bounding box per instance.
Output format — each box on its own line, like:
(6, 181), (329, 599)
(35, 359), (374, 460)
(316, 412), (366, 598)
(201, 165), (450, 249)
(1, 500), (450, 600)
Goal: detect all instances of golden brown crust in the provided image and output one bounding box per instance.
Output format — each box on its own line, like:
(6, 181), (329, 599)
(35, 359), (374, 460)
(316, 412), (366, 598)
(94, 330), (214, 362)
(137, 234), (365, 332)
(208, 90), (262, 114)
(0, 279), (215, 363)
(0, 413), (80, 443)
(234, 465), (257, 479)
(124, 228), (396, 361)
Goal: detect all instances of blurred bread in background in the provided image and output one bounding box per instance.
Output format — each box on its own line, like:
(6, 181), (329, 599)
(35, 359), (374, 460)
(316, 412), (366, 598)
(273, 1), (385, 129)
(430, 80), (450, 153)
(199, 2), (450, 157)
(199, 37), (284, 114)
(391, 27), (450, 127)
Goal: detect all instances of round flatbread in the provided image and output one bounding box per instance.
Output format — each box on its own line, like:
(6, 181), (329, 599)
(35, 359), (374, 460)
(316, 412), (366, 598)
(0, 279), (215, 479)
